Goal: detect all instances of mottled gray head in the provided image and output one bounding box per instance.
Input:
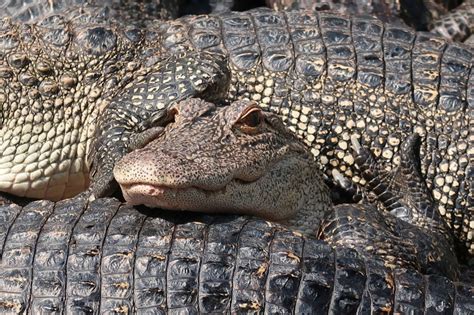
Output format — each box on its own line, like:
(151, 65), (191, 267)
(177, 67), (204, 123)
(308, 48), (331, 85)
(114, 98), (328, 221)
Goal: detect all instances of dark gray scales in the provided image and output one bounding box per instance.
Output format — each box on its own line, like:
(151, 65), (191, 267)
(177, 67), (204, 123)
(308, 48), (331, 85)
(0, 195), (472, 313)
(0, 3), (472, 313)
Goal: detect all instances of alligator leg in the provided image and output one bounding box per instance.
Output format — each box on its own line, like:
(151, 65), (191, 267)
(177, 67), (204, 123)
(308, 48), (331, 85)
(346, 133), (461, 278)
(430, 1), (474, 42)
(319, 133), (460, 280)
(88, 52), (230, 197)
(352, 133), (444, 229)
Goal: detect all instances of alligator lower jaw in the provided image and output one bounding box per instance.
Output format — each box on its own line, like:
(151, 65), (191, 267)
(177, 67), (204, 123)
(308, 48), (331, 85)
(119, 183), (228, 212)
(119, 181), (291, 221)
(120, 183), (193, 210)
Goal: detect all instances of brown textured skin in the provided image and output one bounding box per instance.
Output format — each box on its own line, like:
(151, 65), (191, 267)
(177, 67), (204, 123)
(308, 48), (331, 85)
(2, 94), (462, 312)
(265, 0), (463, 30)
(0, 0), (182, 23)
(114, 98), (332, 232)
(137, 10), (472, 253)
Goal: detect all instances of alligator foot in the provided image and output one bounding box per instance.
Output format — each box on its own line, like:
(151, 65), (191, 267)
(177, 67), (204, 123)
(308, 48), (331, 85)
(320, 134), (460, 280)
(331, 169), (364, 203)
(351, 133), (445, 230)
(319, 201), (460, 280)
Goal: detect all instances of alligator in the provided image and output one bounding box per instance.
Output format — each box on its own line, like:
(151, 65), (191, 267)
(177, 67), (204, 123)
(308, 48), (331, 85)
(93, 8), (472, 252)
(2, 197), (473, 314)
(0, 6), (472, 251)
(266, 0), (474, 42)
(265, 0), (465, 30)
(0, 0), (268, 22)
(0, 196), (471, 314)
(3, 0), (472, 38)
(1, 98), (472, 314)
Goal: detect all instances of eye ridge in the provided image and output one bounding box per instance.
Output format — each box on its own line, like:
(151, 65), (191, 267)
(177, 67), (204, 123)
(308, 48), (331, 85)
(239, 109), (262, 128)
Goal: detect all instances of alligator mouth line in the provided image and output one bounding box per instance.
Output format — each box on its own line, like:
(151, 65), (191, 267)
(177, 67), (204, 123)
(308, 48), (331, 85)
(121, 183), (222, 196)
(120, 177), (258, 198)
(118, 177), (261, 213)
(119, 174), (261, 196)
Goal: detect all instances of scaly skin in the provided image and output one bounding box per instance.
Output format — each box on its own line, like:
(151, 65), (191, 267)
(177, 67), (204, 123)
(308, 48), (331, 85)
(114, 98), (332, 235)
(266, 0), (463, 30)
(0, 0), (182, 23)
(430, 0), (474, 41)
(465, 33), (474, 44)
(0, 142), (469, 314)
(0, 111), (468, 313)
(98, 9), (473, 252)
(0, 8), (472, 251)
(0, 5), (178, 200)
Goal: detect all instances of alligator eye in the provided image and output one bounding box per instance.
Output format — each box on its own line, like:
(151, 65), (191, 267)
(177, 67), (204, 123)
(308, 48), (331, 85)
(239, 107), (263, 128)
(167, 108), (177, 124)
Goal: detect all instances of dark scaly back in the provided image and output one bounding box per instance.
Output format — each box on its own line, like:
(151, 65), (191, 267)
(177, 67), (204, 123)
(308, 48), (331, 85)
(265, 0), (464, 30)
(0, 195), (471, 313)
(430, 0), (474, 41)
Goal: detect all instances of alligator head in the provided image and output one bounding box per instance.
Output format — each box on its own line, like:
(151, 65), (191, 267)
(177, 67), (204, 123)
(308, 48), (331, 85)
(113, 98), (331, 224)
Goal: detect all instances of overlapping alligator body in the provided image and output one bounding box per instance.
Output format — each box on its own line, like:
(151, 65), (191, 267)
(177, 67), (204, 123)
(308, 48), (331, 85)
(0, 8), (472, 250)
(0, 196), (473, 314)
(106, 9), (474, 251)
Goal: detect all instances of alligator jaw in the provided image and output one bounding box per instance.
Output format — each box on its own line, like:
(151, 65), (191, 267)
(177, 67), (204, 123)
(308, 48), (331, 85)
(119, 182), (224, 211)
(117, 166), (304, 221)
(119, 181), (268, 217)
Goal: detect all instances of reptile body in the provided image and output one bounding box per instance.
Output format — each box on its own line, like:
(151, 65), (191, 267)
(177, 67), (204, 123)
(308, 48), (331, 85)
(115, 98), (460, 274)
(3, 0), (473, 39)
(0, 0), (182, 23)
(266, 0), (464, 30)
(0, 7), (472, 251)
(431, 0), (474, 41)
(1, 197), (472, 314)
(267, 0), (474, 43)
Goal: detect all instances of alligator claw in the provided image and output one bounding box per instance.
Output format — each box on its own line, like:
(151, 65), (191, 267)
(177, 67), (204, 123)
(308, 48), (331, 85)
(350, 134), (362, 154)
(389, 206), (410, 219)
(332, 169), (351, 190)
